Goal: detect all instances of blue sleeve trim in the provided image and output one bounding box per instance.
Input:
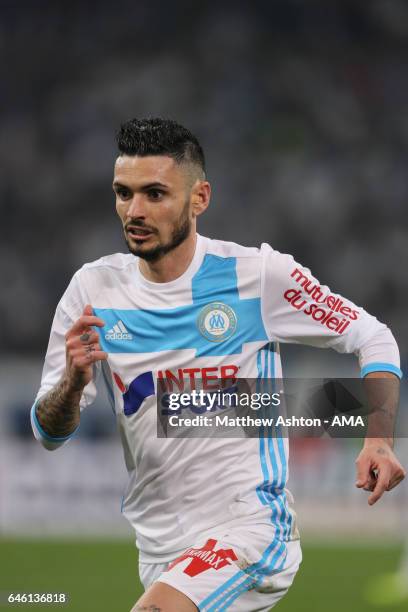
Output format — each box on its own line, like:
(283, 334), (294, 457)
(31, 401), (79, 442)
(361, 363), (403, 379)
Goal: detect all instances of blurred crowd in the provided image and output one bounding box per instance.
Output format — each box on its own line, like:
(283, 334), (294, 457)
(1, 0), (407, 358)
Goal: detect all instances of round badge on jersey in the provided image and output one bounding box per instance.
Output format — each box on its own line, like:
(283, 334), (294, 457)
(197, 302), (237, 343)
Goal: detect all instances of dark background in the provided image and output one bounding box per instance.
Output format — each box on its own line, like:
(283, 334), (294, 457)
(1, 6), (407, 611)
(1, 0), (407, 365)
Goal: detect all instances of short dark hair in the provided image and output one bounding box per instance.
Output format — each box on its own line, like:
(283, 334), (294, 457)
(116, 118), (206, 174)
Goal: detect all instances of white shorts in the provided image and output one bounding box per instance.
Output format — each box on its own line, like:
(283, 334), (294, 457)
(138, 524), (302, 611)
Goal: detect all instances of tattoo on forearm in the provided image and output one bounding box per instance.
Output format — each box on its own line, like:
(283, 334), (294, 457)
(133, 607), (161, 611)
(376, 447), (387, 456)
(35, 378), (81, 437)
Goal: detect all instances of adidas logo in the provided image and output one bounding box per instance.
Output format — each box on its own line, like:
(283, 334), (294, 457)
(105, 320), (133, 341)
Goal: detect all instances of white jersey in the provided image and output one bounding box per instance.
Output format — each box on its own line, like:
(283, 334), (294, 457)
(32, 235), (401, 562)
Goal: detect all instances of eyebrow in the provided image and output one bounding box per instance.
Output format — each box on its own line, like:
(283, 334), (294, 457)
(112, 181), (169, 191)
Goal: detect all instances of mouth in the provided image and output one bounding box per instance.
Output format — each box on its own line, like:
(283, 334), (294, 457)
(126, 226), (155, 241)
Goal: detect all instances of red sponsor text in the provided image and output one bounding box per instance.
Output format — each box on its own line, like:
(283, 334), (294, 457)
(167, 538), (238, 577)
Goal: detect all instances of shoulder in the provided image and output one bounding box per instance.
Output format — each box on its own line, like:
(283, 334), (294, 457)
(201, 238), (280, 295)
(203, 238), (302, 294)
(204, 237), (287, 270)
(80, 253), (135, 273)
(73, 253), (136, 283)
(205, 236), (265, 260)
(62, 253), (136, 310)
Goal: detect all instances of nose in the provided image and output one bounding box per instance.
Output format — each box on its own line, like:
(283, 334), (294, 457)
(126, 194), (146, 220)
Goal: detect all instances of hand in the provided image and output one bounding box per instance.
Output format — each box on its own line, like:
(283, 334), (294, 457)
(355, 439), (406, 505)
(64, 304), (108, 391)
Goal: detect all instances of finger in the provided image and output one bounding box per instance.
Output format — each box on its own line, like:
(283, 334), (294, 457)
(78, 331), (101, 345)
(82, 304), (94, 317)
(387, 468), (406, 491)
(83, 343), (105, 357)
(368, 467), (391, 505)
(68, 315), (106, 335)
(355, 457), (373, 488)
(363, 471), (377, 492)
(387, 474), (405, 491)
(79, 350), (109, 365)
(85, 350), (108, 363)
(66, 332), (101, 351)
(68, 347), (108, 364)
(79, 332), (92, 344)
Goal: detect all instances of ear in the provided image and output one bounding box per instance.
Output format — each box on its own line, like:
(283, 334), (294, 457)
(191, 181), (211, 217)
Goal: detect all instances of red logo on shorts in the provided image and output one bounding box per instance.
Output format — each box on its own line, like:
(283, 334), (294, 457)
(167, 538), (238, 577)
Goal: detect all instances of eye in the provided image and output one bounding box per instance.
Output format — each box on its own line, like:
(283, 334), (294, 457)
(147, 189), (164, 201)
(116, 187), (131, 200)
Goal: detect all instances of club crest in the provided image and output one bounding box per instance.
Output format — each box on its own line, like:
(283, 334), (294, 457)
(197, 302), (237, 343)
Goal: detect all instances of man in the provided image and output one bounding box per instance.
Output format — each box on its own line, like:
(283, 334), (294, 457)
(31, 118), (405, 611)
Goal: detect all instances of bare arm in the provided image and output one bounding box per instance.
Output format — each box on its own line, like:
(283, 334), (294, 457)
(36, 377), (82, 437)
(35, 304), (108, 438)
(355, 371), (406, 505)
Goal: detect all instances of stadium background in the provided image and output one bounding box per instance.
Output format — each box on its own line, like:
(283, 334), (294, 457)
(1, 1), (407, 610)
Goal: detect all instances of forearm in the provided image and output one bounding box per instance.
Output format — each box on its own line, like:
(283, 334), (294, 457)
(35, 375), (83, 438)
(363, 371), (400, 449)
(356, 372), (405, 504)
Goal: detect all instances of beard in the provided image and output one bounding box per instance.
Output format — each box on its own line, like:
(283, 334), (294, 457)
(124, 199), (192, 263)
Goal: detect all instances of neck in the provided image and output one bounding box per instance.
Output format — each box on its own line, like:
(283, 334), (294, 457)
(138, 231), (198, 283)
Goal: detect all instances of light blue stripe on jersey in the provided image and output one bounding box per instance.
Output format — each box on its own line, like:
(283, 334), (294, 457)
(94, 255), (267, 357)
(256, 347), (269, 507)
(198, 345), (290, 610)
(361, 362), (403, 379)
(214, 545), (287, 611)
(255, 343), (293, 541)
(199, 538), (287, 610)
(199, 344), (292, 612)
(268, 345), (292, 540)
